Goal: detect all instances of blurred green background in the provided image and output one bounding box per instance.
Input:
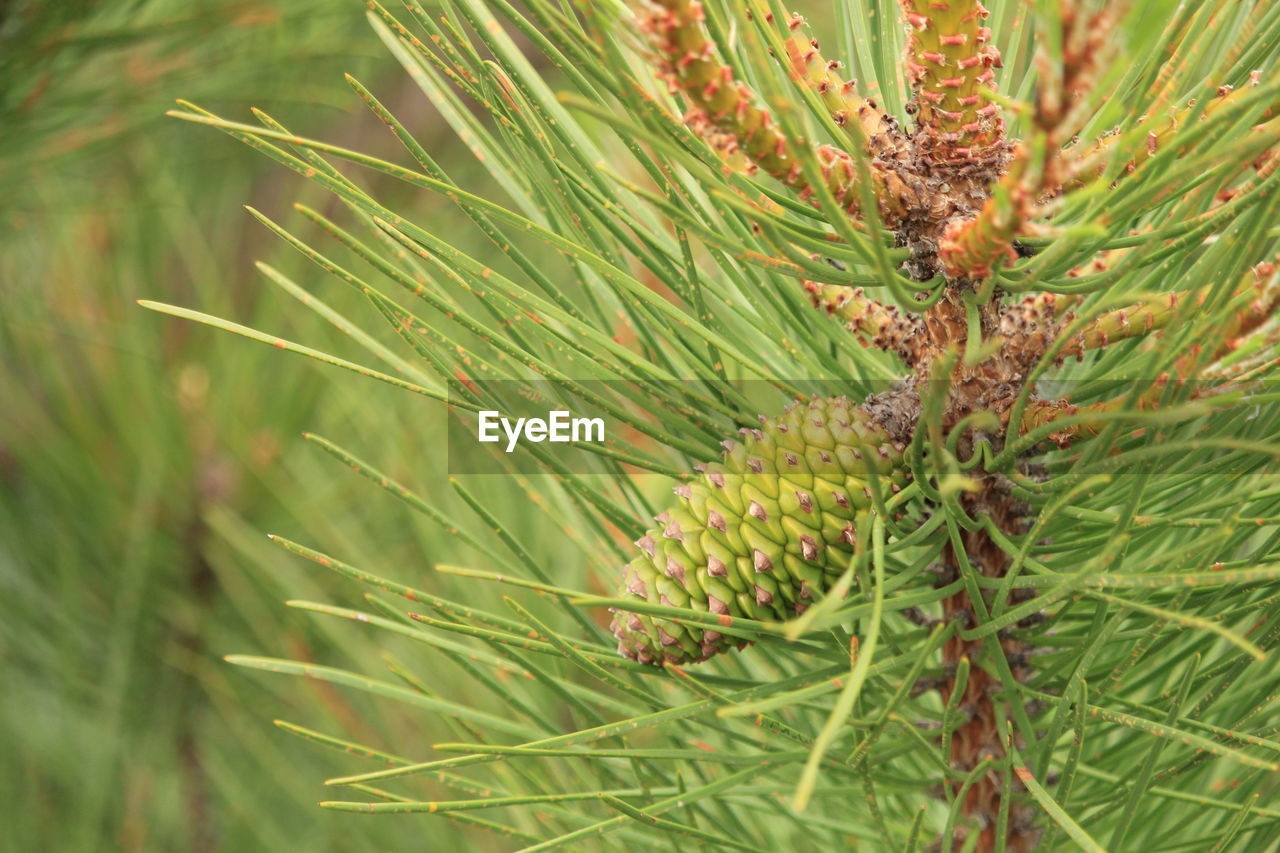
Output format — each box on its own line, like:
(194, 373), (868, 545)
(0, 2), (521, 849)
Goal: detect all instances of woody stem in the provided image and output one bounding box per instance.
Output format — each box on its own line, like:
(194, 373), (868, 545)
(938, 479), (1038, 852)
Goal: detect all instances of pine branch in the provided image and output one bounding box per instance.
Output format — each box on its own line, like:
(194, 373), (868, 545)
(781, 28), (905, 160)
(634, 0), (914, 222)
(804, 280), (927, 365)
(1020, 259), (1280, 447)
(1062, 74), (1277, 193)
(898, 0), (1005, 160)
(1061, 263), (1279, 360)
(937, 146), (1031, 280)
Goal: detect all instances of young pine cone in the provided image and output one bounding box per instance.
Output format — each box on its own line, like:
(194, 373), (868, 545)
(611, 396), (907, 665)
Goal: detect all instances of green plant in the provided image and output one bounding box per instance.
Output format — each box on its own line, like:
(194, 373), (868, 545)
(152, 0), (1280, 849)
(1, 3), (483, 850)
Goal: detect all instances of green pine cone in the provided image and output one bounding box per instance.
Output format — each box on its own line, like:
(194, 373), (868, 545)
(611, 396), (908, 665)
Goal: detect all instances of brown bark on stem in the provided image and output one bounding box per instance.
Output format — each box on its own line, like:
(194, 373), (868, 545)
(939, 480), (1039, 852)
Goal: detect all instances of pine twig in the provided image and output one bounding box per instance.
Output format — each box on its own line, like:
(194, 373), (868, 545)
(805, 280), (927, 365)
(898, 0), (1005, 161)
(634, 0), (913, 222)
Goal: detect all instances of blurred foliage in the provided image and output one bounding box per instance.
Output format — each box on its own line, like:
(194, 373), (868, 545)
(1, 0), (382, 184)
(0, 1), (509, 849)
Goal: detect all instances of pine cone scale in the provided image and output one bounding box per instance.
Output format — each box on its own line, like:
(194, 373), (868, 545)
(611, 396), (907, 664)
